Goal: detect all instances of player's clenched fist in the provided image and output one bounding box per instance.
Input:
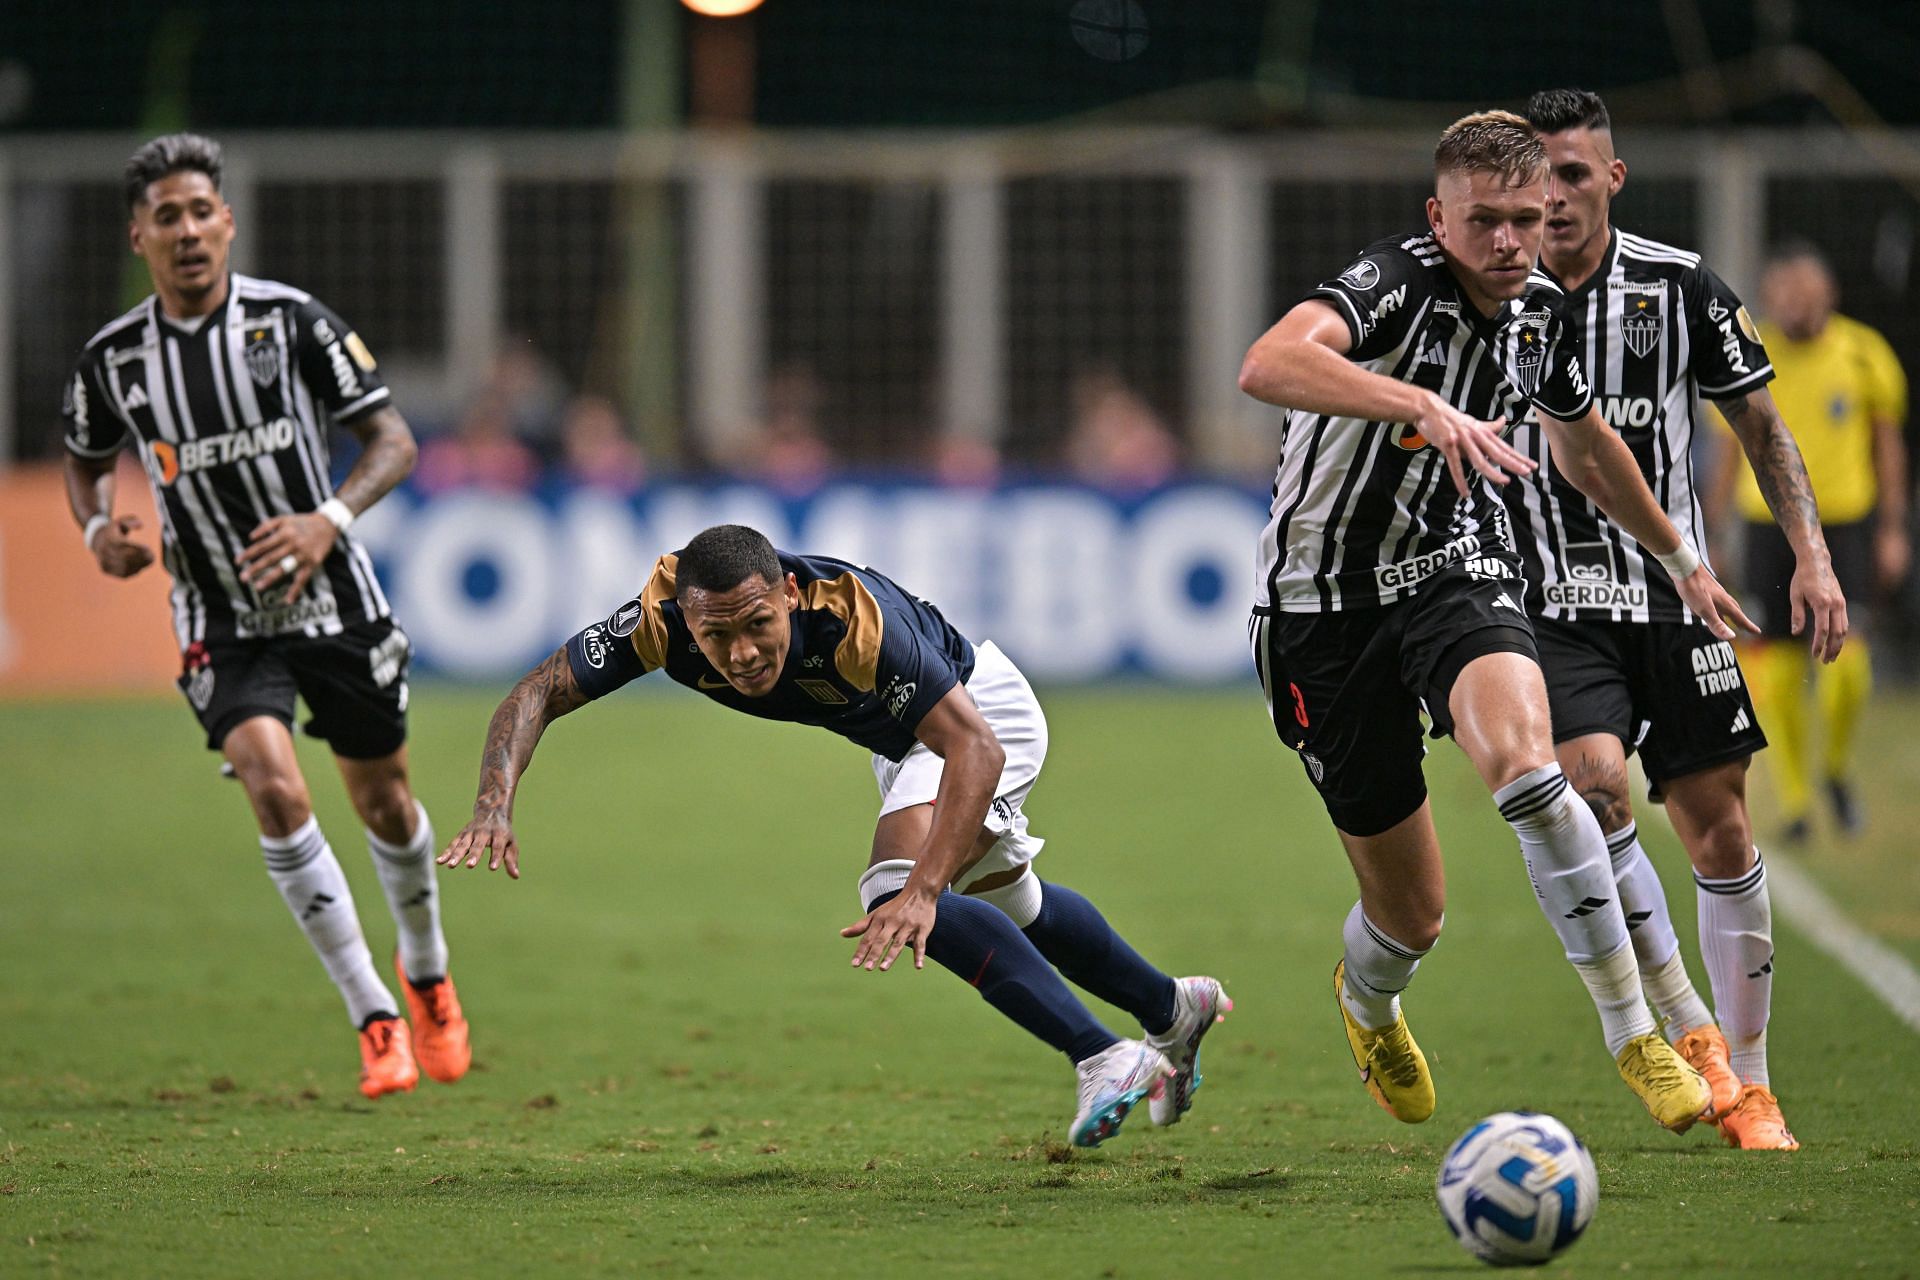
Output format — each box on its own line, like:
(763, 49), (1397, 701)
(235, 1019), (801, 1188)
(91, 514), (156, 577)
(440, 811), (521, 879)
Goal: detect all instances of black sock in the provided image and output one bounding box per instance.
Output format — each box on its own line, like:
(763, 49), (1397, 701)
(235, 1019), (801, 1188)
(872, 889), (1118, 1064)
(1021, 882), (1178, 1035)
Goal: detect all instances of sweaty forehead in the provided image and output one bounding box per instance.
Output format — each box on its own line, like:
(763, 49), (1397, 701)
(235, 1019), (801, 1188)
(680, 577), (781, 626)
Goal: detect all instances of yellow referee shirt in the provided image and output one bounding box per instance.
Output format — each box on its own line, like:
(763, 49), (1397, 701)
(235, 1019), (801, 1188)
(1734, 313), (1908, 524)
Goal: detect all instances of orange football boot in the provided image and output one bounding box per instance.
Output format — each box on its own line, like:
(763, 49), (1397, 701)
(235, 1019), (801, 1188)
(394, 955), (471, 1084)
(358, 1016), (420, 1099)
(1673, 1025), (1744, 1120)
(1717, 1084), (1800, 1151)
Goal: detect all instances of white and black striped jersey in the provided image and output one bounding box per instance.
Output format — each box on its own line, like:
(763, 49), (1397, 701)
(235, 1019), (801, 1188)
(1256, 232), (1595, 614)
(1505, 230), (1773, 625)
(62, 274), (395, 648)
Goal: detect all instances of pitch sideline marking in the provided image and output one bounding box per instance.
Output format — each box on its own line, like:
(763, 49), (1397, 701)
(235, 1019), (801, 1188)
(1766, 854), (1920, 1035)
(1629, 758), (1920, 1034)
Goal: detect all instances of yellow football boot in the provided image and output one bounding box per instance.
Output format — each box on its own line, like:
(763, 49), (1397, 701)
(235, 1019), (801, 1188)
(1616, 1032), (1711, 1132)
(1334, 962), (1435, 1123)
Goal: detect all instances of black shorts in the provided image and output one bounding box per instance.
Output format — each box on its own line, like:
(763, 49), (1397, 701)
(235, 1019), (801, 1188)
(1743, 518), (1873, 638)
(1534, 615), (1766, 792)
(1255, 558), (1539, 838)
(177, 617), (412, 760)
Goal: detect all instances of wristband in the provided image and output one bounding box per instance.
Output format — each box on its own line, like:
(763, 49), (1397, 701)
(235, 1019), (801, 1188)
(83, 513), (111, 551)
(317, 498), (355, 533)
(1654, 541), (1701, 580)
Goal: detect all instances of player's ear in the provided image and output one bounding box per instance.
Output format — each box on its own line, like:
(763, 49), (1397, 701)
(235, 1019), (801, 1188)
(1609, 157), (1627, 198)
(128, 218), (143, 256)
(1426, 194), (1446, 242)
(783, 572), (800, 610)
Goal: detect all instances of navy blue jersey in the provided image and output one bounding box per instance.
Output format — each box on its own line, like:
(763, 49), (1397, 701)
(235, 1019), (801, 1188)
(564, 550), (976, 761)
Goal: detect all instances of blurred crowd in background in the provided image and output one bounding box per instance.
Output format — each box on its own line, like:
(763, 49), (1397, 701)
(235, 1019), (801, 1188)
(8, 0), (1920, 680)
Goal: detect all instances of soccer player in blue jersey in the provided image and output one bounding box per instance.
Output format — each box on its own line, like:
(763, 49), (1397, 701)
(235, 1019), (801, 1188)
(441, 524), (1229, 1148)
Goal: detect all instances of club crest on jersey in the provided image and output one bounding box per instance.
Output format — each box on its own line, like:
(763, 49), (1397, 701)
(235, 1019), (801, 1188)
(1621, 296), (1662, 359)
(244, 328), (281, 388)
(795, 678), (848, 705)
(1509, 316), (1549, 395)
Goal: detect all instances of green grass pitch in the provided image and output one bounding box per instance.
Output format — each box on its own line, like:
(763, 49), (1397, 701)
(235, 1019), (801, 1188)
(3, 686), (1917, 1277)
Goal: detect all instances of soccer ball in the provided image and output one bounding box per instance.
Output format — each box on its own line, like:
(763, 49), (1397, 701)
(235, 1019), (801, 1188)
(1436, 1111), (1598, 1266)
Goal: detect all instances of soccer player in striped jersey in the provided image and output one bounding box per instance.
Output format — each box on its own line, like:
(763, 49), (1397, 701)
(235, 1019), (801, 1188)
(440, 524), (1231, 1149)
(62, 134), (469, 1099)
(1240, 111), (1753, 1133)
(1515, 89), (1848, 1150)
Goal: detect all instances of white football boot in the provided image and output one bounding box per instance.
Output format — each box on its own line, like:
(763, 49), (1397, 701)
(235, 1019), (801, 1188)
(1069, 1039), (1171, 1148)
(1146, 976), (1233, 1126)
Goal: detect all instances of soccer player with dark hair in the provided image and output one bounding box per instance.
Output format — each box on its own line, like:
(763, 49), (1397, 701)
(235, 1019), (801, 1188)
(62, 133), (470, 1099)
(441, 524), (1229, 1149)
(1238, 110), (1754, 1132)
(1513, 88), (1843, 1149)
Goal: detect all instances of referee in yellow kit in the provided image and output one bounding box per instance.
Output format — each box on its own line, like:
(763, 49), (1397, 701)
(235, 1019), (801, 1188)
(1714, 241), (1910, 840)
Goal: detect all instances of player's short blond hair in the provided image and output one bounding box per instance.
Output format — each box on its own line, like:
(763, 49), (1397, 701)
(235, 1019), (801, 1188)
(1434, 110), (1547, 188)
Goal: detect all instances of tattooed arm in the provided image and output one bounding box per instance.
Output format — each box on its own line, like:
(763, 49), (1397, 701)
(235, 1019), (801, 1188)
(1714, 387), (1848, 662)
(333, 406), (420, 515)
(438, 647), (592, 879)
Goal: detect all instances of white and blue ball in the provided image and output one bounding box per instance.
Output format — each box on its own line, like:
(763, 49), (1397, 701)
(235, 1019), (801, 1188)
(1436, 1111), (1598, 1266)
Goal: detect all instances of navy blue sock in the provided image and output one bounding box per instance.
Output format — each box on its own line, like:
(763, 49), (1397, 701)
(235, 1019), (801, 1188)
(872, 889), (1118, 1065)
(1021, 882), (1178, 1035)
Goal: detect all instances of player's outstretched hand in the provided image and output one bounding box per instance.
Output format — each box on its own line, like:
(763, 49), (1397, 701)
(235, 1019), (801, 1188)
(439, 810), (521, 880)
(1789, 553), (1848, 664)
(237, 512), (338, 603)
(1410, 390), (1535, 497)
(1674, 565), (1760, 643)
(840, 888), (936, 973)
(92, 514), (155, 577)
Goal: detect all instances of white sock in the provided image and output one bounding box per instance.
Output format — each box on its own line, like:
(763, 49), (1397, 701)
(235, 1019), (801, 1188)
(1571, 940), (1657, 1057)
(1495, 764), (1652, 1051)
(1339, 901), (1431, 1030)
(1697, 849), (1773, 1085)
(1639, 949), (1715, 1038)
(262, 817), (396, 1027)
(367, 800), (449, 984)
(1606, 823), (1712, 1035)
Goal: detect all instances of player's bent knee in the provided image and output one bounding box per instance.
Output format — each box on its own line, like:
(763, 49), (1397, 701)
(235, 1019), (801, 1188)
(355, 785), (416, 841)
(1576, 785), (1631, 834)
(1689, 819), (1755, 879)
(1400, 910), (1444, 954)
(244, 772), (313, 834)
(857, 859), (918, 912)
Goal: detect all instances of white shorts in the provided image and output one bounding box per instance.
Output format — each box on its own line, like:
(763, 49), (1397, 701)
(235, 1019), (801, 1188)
(870, 640), (1047, 891)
